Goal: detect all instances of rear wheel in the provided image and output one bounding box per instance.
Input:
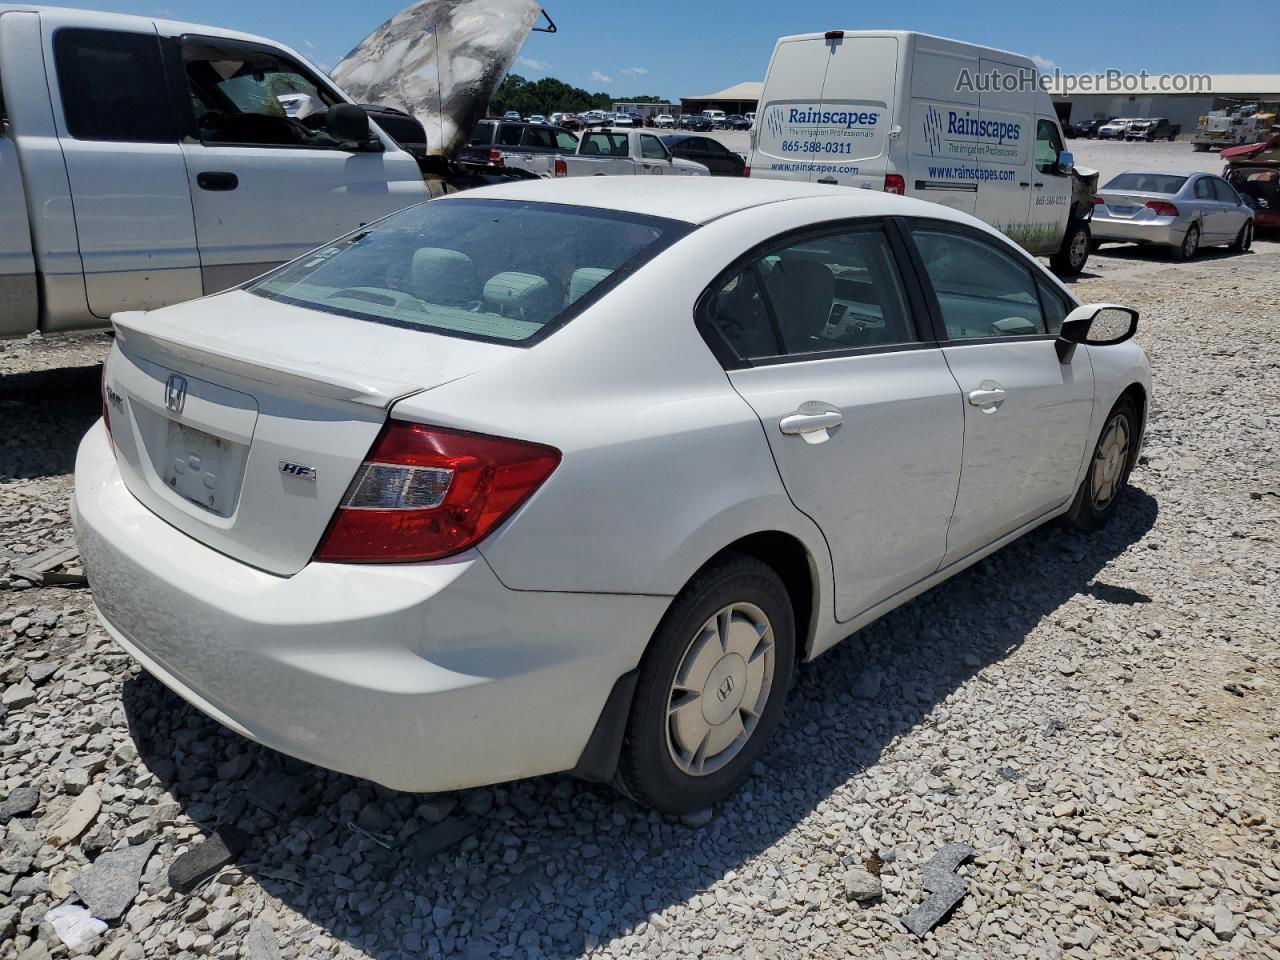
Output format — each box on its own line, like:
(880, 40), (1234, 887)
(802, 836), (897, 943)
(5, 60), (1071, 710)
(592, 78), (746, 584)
(1232, 220), (1254, 252)
(614, 554), (795, 814)
(1066, 397), (1138, 530)
(1051, 221), (1091, 276)
(1171, 223), (1200, 260)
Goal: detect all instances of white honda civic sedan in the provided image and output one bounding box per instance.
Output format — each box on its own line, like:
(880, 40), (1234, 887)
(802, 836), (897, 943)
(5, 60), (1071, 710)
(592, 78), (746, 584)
(74, 178), (1151, 813)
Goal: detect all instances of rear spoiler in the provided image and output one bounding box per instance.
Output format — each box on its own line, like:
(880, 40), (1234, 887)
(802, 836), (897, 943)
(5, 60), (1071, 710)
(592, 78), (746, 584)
(111, 311), (421, 409)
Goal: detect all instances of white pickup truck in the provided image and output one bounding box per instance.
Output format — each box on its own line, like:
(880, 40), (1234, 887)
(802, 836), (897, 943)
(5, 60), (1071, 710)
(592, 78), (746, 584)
(529, 129), (710, 179)
(0, 6), (434, 339)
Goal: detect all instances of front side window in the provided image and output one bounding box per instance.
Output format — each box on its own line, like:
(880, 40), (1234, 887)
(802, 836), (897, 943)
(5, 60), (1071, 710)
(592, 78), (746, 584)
(1034, 119), (1064, 175)
(640, 135), (668, 160)
(704, 225), (917, 361)
(248, 199), (691, 345)
(1036, 277), (1070, 335)
(182, 38), (342, 147)
(54, 29), (175, 142)
(910, 226), (1045, 339)
(1210, 178), (1240, 204)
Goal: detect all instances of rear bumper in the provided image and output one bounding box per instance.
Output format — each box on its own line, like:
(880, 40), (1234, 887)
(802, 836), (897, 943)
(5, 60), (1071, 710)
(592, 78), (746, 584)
(1091, 215), (1185, 246)
(73, 421), (668, 792)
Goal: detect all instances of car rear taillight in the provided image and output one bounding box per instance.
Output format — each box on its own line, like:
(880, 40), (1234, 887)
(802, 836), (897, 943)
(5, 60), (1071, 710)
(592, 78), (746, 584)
(554, 157), (568, 177)
(1145, 200), (1179, 216)
(487, 147), (505, 167)
(1093, 195), (1106, 204)
(100, 361), (115, 449)
(884, 174), (906, 195)
(314, 421), (561, 564)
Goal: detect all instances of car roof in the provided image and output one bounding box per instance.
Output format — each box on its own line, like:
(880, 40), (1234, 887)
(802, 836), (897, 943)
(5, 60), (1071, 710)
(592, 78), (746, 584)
(1109, 170), (1204, 179)
(450, 177), (989, 228)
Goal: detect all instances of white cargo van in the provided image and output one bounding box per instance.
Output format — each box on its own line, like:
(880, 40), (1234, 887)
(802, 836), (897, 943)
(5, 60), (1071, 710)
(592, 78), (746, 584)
(747, 30), (1094, 274)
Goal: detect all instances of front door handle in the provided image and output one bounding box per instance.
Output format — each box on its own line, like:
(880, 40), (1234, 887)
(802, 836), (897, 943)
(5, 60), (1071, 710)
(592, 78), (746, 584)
(816, 176), (838, 185)
(197, 171), (239, 191)
(968, 386), (1008, 411)
(779, 408), (843, 444)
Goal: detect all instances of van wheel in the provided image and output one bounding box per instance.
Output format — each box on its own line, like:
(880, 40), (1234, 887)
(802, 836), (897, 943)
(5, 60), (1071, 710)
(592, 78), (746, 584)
(614, 554), (795, 814)
(1051, 221), (1090, 276)
(1171, 223), (1199, 260)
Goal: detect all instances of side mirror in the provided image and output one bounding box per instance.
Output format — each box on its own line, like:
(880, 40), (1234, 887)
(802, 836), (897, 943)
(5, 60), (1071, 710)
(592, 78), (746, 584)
(1057, 149), (1075, 175)
(1056, 304), (1138, 362)
(325, 103), (377, 150)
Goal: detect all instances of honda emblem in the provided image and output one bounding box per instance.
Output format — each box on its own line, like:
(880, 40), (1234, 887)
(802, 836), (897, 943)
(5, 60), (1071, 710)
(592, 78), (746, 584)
(164, 374), (188, 414)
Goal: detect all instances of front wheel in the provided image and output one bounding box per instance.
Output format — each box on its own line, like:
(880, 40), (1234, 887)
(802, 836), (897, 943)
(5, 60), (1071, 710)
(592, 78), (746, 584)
(614, 554), (795, 814)
(1051, 221), (1091, 276)
(1066, 397), (1138, 530)
(1232, 220), (1254, 253)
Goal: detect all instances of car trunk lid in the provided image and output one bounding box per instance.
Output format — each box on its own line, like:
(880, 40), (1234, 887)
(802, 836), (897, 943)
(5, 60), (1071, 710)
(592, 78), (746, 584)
(105, 290), (519, 575)
(1096, 191), (1172, 218)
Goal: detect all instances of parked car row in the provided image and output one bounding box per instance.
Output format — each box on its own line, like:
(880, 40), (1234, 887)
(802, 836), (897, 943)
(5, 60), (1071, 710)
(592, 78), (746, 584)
(1065, 117), (1181, 141)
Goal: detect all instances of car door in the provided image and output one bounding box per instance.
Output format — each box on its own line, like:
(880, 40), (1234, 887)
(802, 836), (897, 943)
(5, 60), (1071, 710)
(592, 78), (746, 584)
(903, 220), (1095, 564)
(700, 220), (964, 622)
(175, 34), (425, 293)
(1026, 118), (1072, 254)
(1191, 176), (1225, 241)
(1210, 176), (1249, 241)
(43, 20), (203, 318)
(702, 138), (742, 176)
(638, 133), (670, 174)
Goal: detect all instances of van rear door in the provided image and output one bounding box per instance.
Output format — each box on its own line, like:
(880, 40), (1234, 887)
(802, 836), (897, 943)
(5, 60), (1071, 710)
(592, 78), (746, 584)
(749, 37), (833, 183)
(810, 35), (898, 189)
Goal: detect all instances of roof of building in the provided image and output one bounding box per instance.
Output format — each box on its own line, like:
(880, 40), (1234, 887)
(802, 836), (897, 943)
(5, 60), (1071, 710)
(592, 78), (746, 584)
(1046, 74), (1280, 97)
(681, 82), (763, 102)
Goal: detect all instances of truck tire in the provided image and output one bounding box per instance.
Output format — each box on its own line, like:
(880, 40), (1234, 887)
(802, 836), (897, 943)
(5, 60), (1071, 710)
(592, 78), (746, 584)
(1051, 221), (1091, 277)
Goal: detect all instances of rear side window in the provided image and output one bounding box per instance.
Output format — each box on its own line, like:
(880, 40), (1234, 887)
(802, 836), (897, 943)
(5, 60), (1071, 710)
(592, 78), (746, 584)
(54, 28), (175, 142)
(910, 226), (1045, 339)
(1194, 178), (1213, 200)
(704, 225), (917, 361)
(467, 122), (494, 146)
(248, 198), (693, 345)
(496, 124), (523, 147)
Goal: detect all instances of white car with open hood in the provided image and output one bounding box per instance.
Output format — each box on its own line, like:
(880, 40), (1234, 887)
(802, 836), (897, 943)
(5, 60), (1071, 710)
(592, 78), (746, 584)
(75, 178), (1151, 813)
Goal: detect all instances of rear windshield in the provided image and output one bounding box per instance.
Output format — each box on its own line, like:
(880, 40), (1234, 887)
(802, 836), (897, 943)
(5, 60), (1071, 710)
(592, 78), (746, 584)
(247, 198), (692, 345)
(1104, 173), (1187, 194)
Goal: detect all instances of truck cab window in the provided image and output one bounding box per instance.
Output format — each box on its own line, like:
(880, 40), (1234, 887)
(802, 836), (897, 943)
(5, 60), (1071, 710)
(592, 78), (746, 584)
(53, 29), (175, 142)
(181, 39), (343, 148)
(1034, 119), (1064, 176)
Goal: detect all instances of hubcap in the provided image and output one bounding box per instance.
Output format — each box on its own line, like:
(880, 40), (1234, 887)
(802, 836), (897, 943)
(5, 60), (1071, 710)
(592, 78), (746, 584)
(1070, 230), (1088, 266)
(1090, 414), (1131, 509)
(665, 602), (775, 777)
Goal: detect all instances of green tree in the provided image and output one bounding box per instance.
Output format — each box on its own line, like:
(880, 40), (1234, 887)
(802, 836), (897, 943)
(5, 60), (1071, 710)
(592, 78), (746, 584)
(489, 74), (668, 118)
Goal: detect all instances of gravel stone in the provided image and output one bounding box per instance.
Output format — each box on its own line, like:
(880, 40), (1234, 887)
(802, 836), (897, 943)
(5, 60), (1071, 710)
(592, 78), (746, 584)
(71, 839), (156, 921)
(0, 785), (40, 822)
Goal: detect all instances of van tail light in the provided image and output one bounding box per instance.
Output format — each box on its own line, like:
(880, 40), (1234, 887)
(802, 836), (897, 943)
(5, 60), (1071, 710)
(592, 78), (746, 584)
(743, 165), (751, 177)
(554, 157), (568, 177)
(884, 174), (906, 195)
(487, 148), (505, 166)
(314, 421), (561, 564)
(1145, 200), (1179, 216)
(1093, 195), (1106, 204)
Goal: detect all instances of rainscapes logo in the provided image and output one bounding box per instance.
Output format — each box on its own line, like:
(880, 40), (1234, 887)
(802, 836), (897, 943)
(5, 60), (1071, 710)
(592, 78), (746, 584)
(767, 107), (785, 140)
(923, 105), (944, 156)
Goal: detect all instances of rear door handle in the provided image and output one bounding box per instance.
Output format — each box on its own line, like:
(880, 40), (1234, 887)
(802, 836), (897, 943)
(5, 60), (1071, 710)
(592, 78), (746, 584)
(196, 171), (239, 191)
(968, 386), (1007, 411)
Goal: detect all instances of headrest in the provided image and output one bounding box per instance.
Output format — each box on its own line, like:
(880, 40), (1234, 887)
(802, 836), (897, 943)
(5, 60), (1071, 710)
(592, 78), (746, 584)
(411, 248), (478, 306)
(483, 271), (554, 322)
(568, 267), (613, 304)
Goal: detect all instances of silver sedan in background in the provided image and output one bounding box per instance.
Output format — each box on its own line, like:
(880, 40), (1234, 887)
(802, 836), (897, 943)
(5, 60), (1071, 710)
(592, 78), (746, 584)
(1092, 171), (1255, 260)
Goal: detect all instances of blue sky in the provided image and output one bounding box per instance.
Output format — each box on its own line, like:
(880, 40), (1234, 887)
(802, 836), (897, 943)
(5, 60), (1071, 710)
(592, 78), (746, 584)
(46, 0), (1275, 100)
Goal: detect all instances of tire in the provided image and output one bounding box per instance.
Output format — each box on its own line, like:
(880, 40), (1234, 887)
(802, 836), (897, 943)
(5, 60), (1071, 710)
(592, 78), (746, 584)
(1051, 220), (1091, 276)
(1170, 223), (1199, 261)
(1065, 397), (1139, 531)
(1232, 220), (1254, 253)
(614, 553), (796, 814)
(1193, 143), (1209, 152)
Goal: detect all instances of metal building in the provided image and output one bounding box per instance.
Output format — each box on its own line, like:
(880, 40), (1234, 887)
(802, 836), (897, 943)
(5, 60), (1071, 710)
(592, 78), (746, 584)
(1047, 74), (1280, 133)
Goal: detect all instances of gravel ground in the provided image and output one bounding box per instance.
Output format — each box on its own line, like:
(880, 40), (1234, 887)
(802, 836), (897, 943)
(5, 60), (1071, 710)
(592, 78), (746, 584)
(2, 200), (1278, 960)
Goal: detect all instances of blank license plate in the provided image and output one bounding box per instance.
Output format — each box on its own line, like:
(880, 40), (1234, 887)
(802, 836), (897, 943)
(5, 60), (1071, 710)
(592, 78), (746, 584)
(162, 420), (240, 517)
